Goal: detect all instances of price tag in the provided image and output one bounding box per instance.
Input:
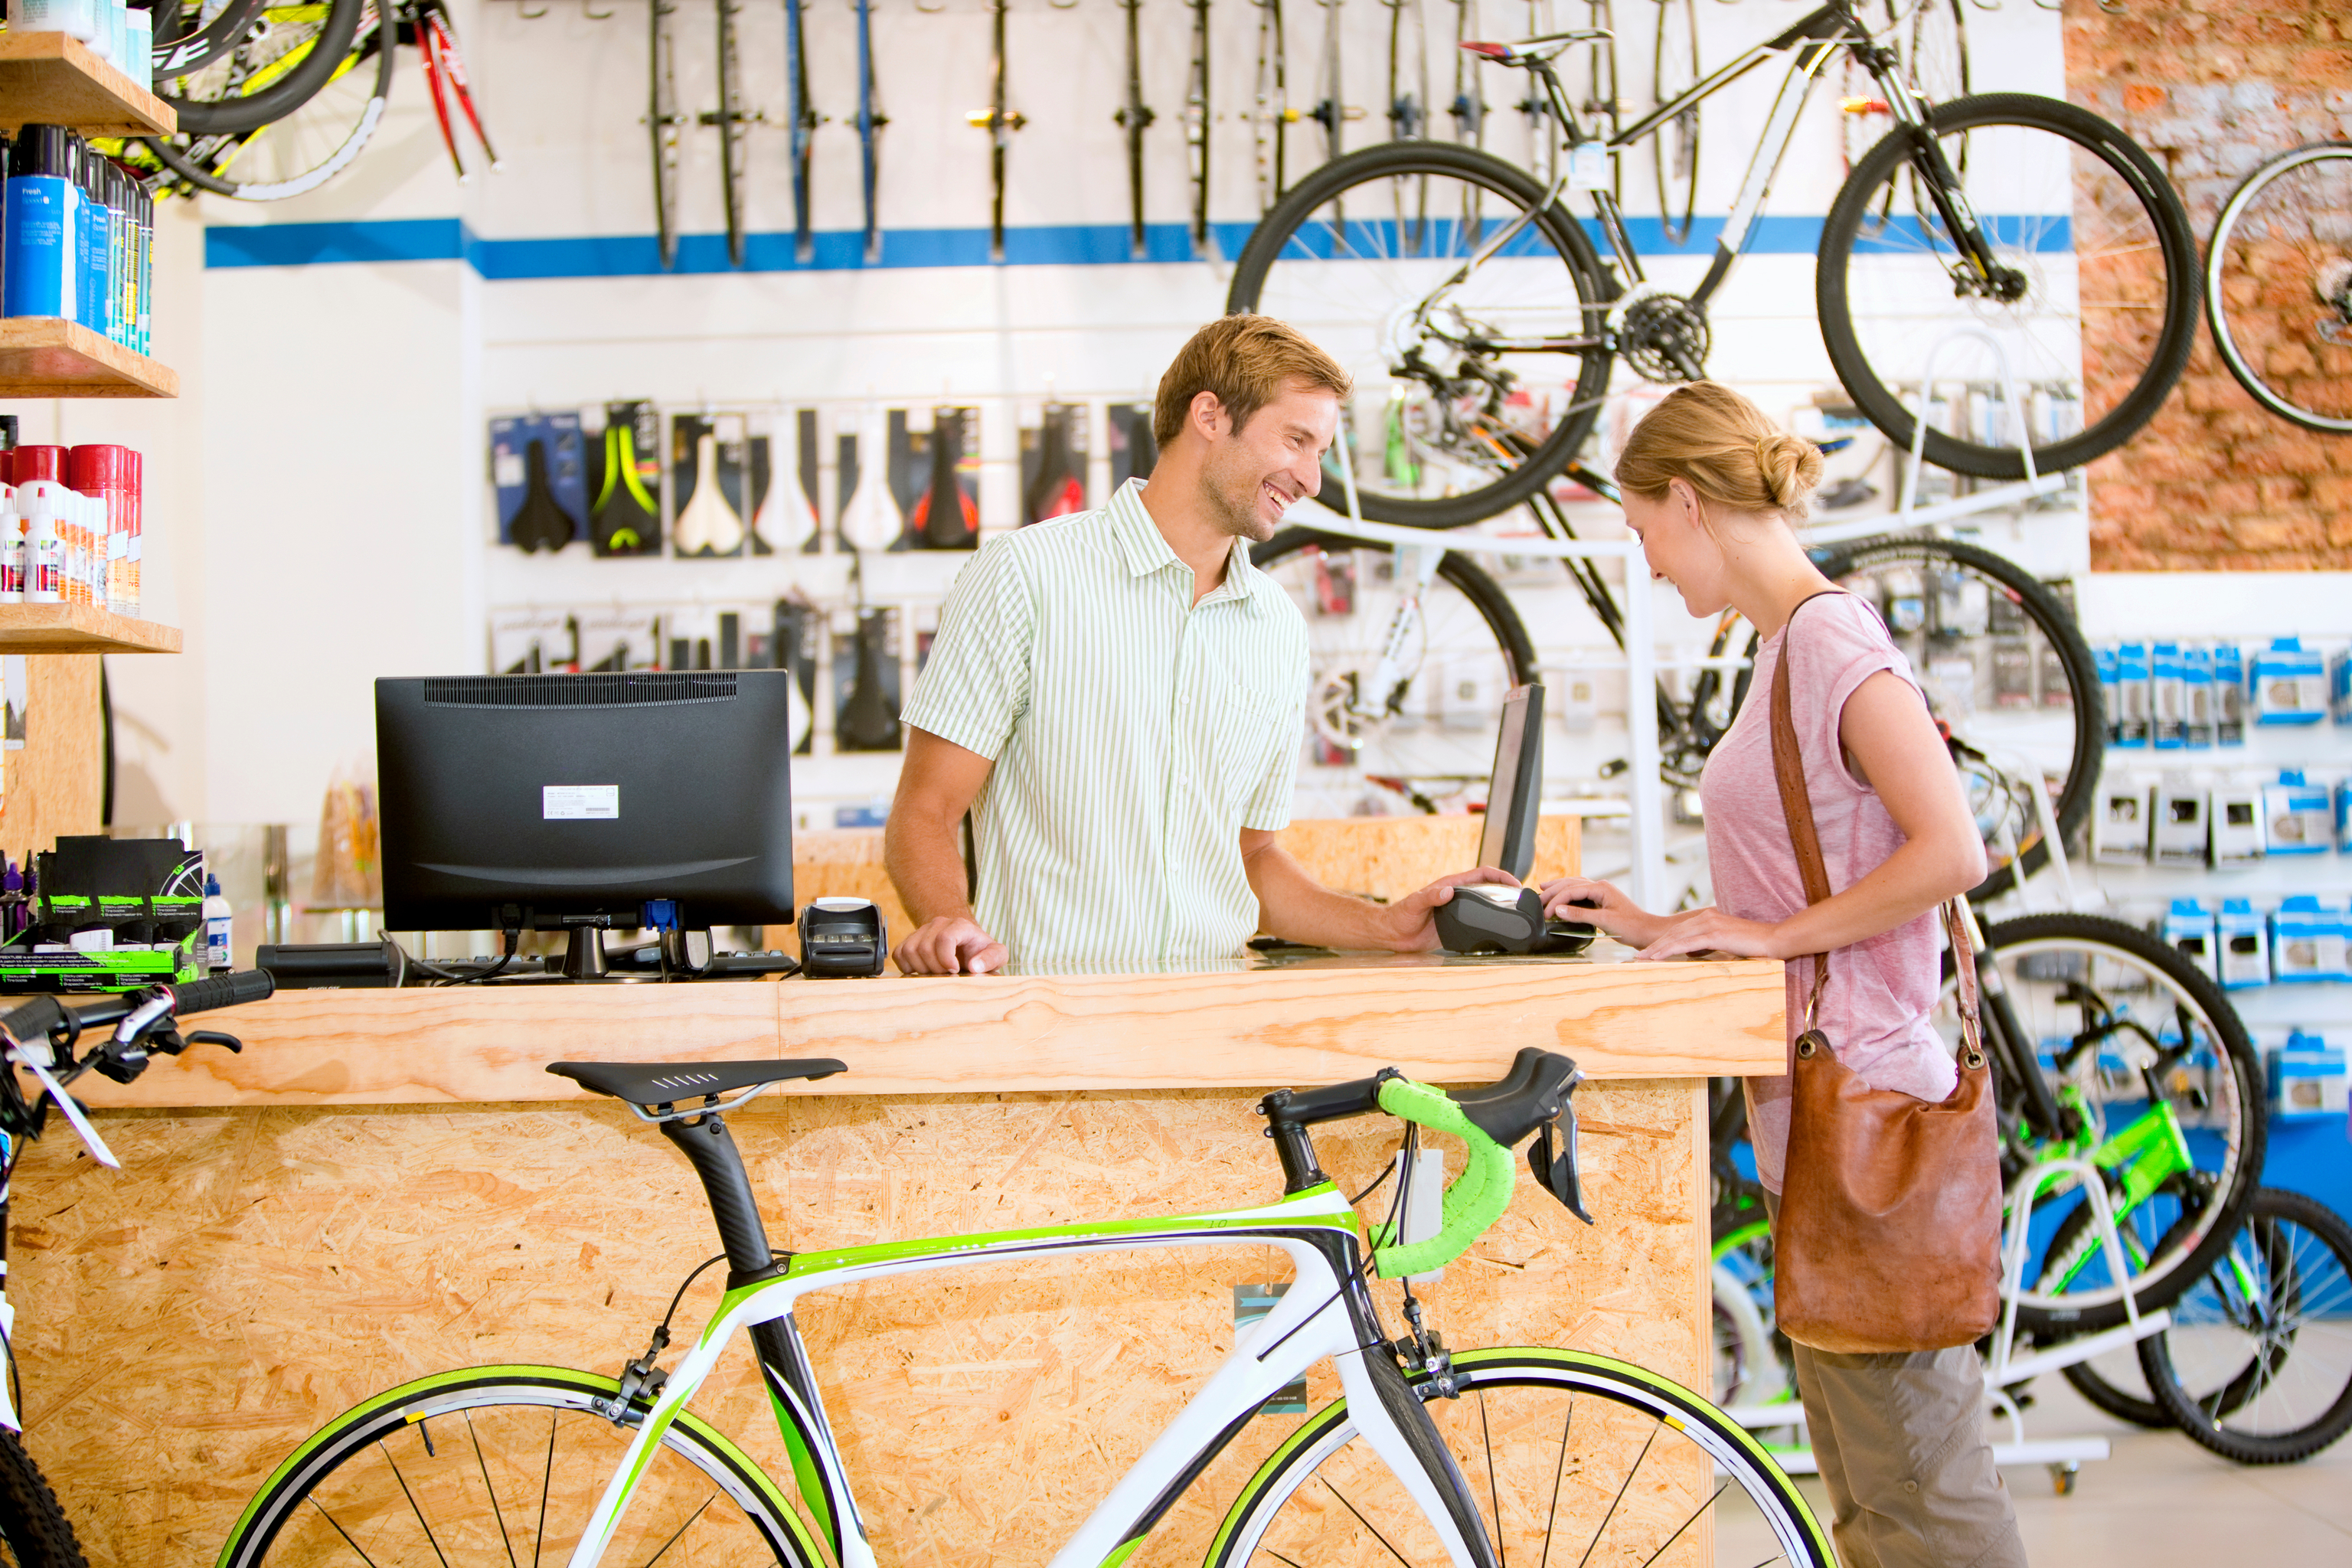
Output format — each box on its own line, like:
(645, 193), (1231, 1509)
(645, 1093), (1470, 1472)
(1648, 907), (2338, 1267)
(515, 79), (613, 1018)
(1566, 142), (1611, 191)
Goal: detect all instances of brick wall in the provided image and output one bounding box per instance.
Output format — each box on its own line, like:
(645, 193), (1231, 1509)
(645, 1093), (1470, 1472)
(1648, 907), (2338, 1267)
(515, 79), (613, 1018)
(2064, 0), (2352, 569)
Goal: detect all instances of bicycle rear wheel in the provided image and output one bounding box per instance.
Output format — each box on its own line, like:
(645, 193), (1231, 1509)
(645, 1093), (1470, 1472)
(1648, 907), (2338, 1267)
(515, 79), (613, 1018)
(2140, 1187), (2352, 1464)
(0, 1430), (87, 1568)
(1205, 1347), (1834, 1567)
(158, 0), (370, 136)
(217, 1366), (821, 1567)
(1226, 141), (1615, 528)
(1818, 93), (2200, 480)
(142, 0), (394, 201)
(1252, 527), (1538, 812)
(2205, 144), (2352, 435)
(1944, 914), (2266, 1337)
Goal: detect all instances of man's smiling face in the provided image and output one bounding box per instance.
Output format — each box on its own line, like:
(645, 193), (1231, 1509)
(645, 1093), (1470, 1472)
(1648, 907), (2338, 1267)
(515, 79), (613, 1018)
(1196, 379), (1340, 544)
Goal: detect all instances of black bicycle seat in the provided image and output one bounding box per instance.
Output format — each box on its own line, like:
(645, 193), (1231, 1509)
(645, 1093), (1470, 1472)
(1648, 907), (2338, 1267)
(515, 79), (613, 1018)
(549, 1057), (845, 1106)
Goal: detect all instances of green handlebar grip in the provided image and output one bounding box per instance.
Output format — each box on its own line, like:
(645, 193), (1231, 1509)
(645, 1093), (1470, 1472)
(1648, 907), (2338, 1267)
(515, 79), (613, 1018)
(1370, 1077), (1515, 1278)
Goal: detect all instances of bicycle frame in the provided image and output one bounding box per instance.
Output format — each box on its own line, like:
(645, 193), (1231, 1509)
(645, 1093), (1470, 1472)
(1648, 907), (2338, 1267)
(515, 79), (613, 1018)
(567, 1184), (1494, 1568)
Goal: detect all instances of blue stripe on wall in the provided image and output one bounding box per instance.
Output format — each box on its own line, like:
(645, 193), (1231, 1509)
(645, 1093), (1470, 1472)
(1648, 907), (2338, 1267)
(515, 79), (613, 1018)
(204, 212), (2073, 276)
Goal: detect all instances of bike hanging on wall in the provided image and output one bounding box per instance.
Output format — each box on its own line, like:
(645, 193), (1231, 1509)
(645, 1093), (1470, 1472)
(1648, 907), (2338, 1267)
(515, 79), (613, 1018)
(2204, 141), (2352, 436)
(1225, 2), (2201, 520)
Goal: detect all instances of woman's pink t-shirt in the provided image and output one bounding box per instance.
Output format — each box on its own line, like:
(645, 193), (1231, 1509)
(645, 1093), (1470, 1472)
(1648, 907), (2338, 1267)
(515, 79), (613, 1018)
(1698, 590), (1958, 1193)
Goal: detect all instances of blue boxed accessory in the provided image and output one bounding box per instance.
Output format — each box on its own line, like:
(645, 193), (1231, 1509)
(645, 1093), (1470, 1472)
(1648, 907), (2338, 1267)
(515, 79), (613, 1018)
(2183, 644), (2215, 749)
(2269, 897), (2347, 983)
(2152, 642), (2185, 748)
(2217, 899), (2271, 991)
(2213, 642), (2248, 746)
(2163, 899), (2219, 985)
(2268, 1031), (2348, 1118)
(2113, 642), (2151, 747)
(2264, 770), (2332, 855)
(2097, 645), (2120, 745)
(2252, 637), (2327, 724)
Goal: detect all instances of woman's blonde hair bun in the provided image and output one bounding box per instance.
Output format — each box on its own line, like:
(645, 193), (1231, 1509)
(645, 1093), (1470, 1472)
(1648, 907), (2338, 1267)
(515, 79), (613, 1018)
(1614, 381), (1828, 522)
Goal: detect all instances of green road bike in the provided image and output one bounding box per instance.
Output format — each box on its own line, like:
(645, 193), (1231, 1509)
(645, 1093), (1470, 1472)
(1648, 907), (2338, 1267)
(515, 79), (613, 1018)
(221, 1049), (1834, 1567)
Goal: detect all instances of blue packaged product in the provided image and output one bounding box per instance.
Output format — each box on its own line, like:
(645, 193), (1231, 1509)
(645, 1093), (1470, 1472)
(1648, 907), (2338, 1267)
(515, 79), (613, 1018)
(2268, 1030), (2349, 1117)
(2339, 778), (2352, 852)
(2252, 637), (2327, 724)
(2213, 642), (2247, 745)
(2152, 641), (2185, 747)
(2265, 769), (2332, 855)
(3, 125), (78, 322)
(2096, 644), (2119, 744)
(2216, 899), (2271, 990)
(2162, 898), (2218, 984)
(2269, 896), (2347, 982)
(2337, 648), (2352, 725)
(2114, 641), (2151, 746)
(81, 148), (110, 341)
(2183, 644), (2215, 748)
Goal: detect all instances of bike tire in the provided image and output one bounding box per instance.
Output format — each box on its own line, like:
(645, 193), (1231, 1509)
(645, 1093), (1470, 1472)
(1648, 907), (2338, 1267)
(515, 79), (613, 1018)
(1953, 913), (2266, 1338)
(1811, 535), (2099, 900)
(2139, 1187), (2352, 1465)
(0, 1431), (88, 1568)
(2059, 1354), (2175, 1429)
(151, 0), (273, 78)
(142, 0), (394, 202)
(1817, 93), (2200, 480)
(1651, 0), (1699, 247)
(1203, 1346), (1834, 1568)
(158, 0), (369, 137)
(2204, 143), (2352, 436)
(1226, 139), (1615, 529)
(216, 1365), (822, 1566)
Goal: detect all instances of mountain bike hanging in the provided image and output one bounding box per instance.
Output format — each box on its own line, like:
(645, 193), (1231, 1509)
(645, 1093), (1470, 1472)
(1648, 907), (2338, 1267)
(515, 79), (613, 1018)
(1652, 0), (1699, 245)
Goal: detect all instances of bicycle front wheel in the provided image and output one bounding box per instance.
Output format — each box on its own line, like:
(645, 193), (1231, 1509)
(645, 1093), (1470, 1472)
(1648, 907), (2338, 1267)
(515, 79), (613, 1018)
(2140, 1187), (2352, 1464)
(217, 1366), (823, 1567)
(0, 1430), (88, 1568)
(1811, 535), (2099, 900)
(1227, 141), (1615, 528)
(1819, 93), (2200, 479)
(1206, 1347), (1834, 1567)
(2206, 143), (2352, 435)
(1943, 914), (2266, 1337)
(1253, 528), (1539, 811)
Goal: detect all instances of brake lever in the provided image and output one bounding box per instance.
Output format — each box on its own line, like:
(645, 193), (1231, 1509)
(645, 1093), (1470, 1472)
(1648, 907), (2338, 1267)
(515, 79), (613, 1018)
(186, 1031), (243, 1054)
(1530, 1099), (1593, 1226)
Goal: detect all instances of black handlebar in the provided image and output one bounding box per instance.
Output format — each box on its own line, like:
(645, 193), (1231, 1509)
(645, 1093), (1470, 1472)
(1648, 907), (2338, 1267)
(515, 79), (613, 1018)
(170, 969), (276, 1016)
(0, 970), (276, 1047)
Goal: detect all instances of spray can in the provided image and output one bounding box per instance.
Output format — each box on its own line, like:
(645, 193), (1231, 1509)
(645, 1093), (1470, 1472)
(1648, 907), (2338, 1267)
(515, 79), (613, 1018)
(0, 486), (21, 604)
(18, 481), (64, 603)
(9, 446), (61, 486)
(67, 443), (126, 611)
(203, 874), (232, 970)
(134, 179), (153, 353)
(4, 126), (80, 322)
(118, 446), (141, 618)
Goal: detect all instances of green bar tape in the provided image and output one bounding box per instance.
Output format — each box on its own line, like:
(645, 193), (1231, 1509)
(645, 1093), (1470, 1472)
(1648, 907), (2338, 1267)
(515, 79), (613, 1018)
(1370, 1077), (1515, 1279)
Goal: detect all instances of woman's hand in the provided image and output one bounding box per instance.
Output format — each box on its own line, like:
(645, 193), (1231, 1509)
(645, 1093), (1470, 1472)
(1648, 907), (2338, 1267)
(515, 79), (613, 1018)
(1630, 906), (1788, 962)
(1536, 877), (1665, 949)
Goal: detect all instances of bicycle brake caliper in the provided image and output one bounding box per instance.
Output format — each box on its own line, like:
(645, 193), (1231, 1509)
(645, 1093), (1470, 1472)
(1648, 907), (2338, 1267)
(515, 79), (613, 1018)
(597, 1324), (672, 1427)
(1398, 1297), (1460, 1400)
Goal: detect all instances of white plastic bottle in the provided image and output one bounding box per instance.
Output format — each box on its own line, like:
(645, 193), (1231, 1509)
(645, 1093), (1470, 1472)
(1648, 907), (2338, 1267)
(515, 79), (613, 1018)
(9, 0), (100, 45)
(0, 487), (21, 604)
(19, 482), (65, 604)
(203, 873), (232, 971)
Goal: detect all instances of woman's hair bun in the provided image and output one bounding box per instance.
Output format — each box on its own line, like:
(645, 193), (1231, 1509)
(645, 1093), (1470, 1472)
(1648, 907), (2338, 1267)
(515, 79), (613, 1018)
(1613, 381), (1828, 522)
(1755, 432), (1826, 515)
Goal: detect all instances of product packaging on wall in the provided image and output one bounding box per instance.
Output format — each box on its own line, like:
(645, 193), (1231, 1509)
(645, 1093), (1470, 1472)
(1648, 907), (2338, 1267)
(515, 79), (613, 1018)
(590, 401), (664, 556)
(890, 407), (980, 550)
(0, 439), (144, 616)
(1018, 402), (1089, 525)
(491, 413), (588, 551)
(2, 126), (154, 355)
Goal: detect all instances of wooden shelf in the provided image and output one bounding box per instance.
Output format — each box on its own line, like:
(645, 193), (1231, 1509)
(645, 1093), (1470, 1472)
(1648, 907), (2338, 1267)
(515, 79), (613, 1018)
(0, 31), (174, 137)
(0, 603), (179, 652)
(0, 318), (177, 398)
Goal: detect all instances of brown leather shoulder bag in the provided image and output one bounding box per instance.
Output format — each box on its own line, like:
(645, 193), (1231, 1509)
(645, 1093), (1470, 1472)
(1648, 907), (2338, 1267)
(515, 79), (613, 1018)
(1768, 593), (2004, 1355)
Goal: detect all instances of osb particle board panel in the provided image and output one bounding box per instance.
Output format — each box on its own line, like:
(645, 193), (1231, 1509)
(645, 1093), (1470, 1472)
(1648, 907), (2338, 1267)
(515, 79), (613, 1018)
(11, 1081), (1707, 1566)
(77, 956), (1785, 1106)
(2, 655), (102, 866)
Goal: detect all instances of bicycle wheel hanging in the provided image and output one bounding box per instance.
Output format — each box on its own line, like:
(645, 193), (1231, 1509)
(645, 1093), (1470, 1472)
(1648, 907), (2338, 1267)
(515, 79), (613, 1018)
(1226, 142), (1615, 528)
(216, 1366), (822, 1566)
(151, 0), (272, 77)
(1204, 1347), (1834, 1567)
(1937, 913), (2267, 1338)
(1650, 0), (1699, 247)
(1253, 527), (1537, 810)
(2205, 143), (2352, 436)
(2138, 1186), (2352, 1464)
(141, 0), (394, 201)
(1811, 534), (2100, 899)
(1818, 93), (2200, 480)
(155, 0), (370, 136)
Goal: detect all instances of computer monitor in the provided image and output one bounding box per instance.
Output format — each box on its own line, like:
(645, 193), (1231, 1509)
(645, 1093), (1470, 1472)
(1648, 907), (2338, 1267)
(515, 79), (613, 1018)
(377, 671), (795, 976)
(1475, 683), (1545, 881)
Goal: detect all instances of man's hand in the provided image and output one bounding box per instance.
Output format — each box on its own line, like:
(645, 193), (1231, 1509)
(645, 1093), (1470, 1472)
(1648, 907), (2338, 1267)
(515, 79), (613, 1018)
(891, 916), (1008, 976)
(1380, 866), (1527, 952)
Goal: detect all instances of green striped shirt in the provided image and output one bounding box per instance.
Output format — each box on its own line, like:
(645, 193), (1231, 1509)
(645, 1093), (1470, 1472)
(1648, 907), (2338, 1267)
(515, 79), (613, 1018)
(901, 479), (1308, 968)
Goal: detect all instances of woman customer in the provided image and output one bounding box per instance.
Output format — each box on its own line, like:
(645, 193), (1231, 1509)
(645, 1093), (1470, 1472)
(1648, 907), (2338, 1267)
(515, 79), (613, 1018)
(1541, 381), (2027, 1568)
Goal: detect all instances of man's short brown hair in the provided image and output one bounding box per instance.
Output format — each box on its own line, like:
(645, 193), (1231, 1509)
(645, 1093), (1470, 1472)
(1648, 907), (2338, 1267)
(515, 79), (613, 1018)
(1153, 314), (1353, 448)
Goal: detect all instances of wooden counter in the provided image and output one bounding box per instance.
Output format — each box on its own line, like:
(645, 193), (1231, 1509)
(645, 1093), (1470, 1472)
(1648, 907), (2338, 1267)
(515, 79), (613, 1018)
(16, 949), (1782, 1564)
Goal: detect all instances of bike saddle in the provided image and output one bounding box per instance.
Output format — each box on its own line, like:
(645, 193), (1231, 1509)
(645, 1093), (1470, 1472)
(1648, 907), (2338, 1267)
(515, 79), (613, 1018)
(1460, 31), (1606, 67)
(593, 406), (662, 555)
(549, 1057), (845, 1107)
(508, 439), (578, 553)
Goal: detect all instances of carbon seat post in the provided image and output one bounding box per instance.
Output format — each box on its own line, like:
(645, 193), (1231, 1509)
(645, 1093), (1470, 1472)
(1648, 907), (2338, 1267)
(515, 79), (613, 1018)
(658, 1108), (779, 1281)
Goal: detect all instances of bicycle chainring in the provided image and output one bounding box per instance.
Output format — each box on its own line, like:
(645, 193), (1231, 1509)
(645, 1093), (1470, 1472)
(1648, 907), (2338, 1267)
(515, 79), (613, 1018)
(1617, 293), (1711, 384)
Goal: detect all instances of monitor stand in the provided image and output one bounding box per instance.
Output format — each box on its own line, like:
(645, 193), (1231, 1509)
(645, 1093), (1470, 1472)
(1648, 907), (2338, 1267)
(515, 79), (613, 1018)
(559, 926), (610, 981)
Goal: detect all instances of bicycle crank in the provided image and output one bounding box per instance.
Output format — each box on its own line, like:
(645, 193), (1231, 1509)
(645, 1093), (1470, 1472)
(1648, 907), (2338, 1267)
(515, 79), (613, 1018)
(1615, 291), (1710, 383)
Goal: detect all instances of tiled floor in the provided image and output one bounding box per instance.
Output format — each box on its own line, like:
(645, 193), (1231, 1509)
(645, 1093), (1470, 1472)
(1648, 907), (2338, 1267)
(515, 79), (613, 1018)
(1755, 1373), (2352, 1563)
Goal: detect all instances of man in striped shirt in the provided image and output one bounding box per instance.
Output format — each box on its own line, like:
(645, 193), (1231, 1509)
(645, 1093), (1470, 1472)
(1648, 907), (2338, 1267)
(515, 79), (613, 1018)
(884, 315), (1514, 974)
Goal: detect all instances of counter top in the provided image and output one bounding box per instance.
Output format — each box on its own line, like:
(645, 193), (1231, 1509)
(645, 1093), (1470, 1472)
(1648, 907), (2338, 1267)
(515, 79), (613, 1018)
(78, 943), (1785, 1108)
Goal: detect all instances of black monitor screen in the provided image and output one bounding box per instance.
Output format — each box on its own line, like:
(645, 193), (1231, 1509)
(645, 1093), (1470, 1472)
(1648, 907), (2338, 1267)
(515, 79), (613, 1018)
(1476, 683), (1545, 881)
(376, 671), (794, 933)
